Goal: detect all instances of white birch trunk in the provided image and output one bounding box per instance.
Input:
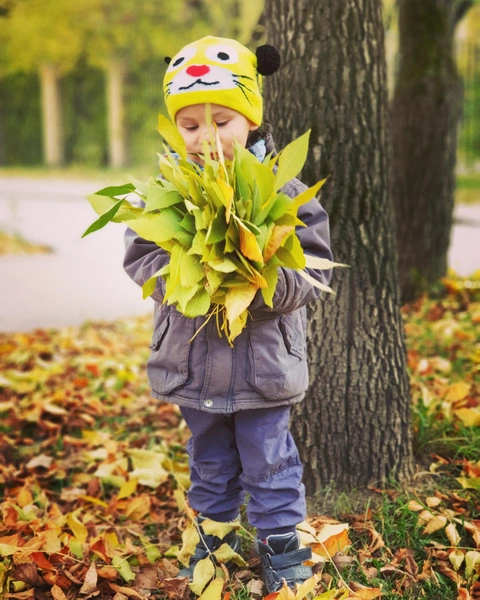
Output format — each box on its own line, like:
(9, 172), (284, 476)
(107, 58), (127, 168)
(40, 63), (63, 166)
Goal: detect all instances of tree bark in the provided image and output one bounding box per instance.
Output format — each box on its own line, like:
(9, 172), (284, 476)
(263, 0), (414, 492)
(391, 0), (469, 302)
(106, 57), (127, 168)
(39, 63), (64, 166)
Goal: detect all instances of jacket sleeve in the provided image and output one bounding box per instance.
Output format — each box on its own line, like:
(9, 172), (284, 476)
(249, 177), (333, 317)
(123, 227), (169, 303)
(123, 193), (169, 304)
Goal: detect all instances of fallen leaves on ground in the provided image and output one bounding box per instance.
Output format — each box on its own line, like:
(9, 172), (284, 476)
(0, 230), (52, 255)
(0, 272), (479, 599)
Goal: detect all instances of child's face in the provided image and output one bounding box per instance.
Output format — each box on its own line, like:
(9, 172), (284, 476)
(176, 103), (259, 164)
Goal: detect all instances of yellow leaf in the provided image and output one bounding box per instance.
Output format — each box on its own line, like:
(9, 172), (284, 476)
(295, 573), (319, 600)
(117, 479), (138, 500)
(174, 489), (186, 511)
(263, 225), (294, 262)
(177, 524), (200, 567)
(449, 549), (465, 571)
(446, 523), (461, 546)
(225, 284), (258, 324)
(417, 510), (435, 525)
(465, 550), (480, 578)
(274, 579), (296, 600)
(123, 495), (151, 521)
(67, 511), (88, 544)
(426, 497), (442, 508)
(190, 556), (216, 596)
(198, 577), (224, 600)
(445, 382), (471, 402)
(236, 219), (263, 263)
(212, 543), (246, 567)
(201, 519), (240, 539)
(454, 408), (480, 427)
(16, 488), (33, 508)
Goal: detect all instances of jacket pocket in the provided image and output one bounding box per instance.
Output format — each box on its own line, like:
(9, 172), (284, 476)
(147, 315), (194, 394)
(246, 313), (308, 400)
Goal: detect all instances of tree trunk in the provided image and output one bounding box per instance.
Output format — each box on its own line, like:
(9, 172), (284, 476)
(39, 63), (64, 166)
(106, 57), (127, 168)
(391, 0), (469, 302)
(264, 0), (414, 492)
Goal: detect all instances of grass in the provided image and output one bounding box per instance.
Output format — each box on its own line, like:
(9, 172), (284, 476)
(456, 172), (480, 204)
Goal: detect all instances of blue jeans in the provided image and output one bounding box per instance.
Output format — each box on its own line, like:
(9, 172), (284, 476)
(180, 405), (306, 538)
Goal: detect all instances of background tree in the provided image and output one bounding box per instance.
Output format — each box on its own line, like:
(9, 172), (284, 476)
(391, 0), (473, 302)
(263, 0), (414, 491)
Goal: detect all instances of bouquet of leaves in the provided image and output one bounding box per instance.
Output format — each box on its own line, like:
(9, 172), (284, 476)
(83, 114), (340, 344)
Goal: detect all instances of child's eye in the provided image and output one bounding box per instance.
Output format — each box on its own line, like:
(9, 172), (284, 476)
(185, 125), (198, 131)
(216, 121), (228, 127)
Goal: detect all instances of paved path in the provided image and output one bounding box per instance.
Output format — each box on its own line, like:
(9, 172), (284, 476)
(0, 176), (479, 333)
(0, 177), (154, 332)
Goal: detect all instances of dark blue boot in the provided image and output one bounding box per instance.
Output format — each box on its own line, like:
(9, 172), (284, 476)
(255, 532), (313, 593)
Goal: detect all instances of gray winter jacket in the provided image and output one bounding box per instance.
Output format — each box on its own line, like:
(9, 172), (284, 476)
(123, 134), (333, 413)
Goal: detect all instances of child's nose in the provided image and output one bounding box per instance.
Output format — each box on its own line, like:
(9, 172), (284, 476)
(186, 65), (210, 77)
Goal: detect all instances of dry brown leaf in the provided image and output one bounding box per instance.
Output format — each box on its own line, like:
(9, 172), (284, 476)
(423, 515), (447, 534)
(51, 585), (68, 600)
(79, 562), (98, 595)
(108, 583), (144, 598)
(426, 496), (442, 508)
(446, 523), (462, 546)
(407, 500), (424, 512)
(348, 581), (383, 598)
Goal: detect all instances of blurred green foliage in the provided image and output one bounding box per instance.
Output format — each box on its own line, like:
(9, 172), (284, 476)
(0, 0), (264, 167)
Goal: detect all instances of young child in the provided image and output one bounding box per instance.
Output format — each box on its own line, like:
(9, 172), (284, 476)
(124, 35), (333, 593)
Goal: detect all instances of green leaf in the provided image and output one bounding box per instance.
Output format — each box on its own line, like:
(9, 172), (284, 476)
(123, 210), (183, 245)
(158, 113), (187, 159)
(268, 193), (294, 221)
(274, 129), (311, 191)
(261, 265), (279, 308)
(184, 288), (211, 318)
(208, 258), (238, 273)
(206, 207), (228, 244)
(176, 283), (202, 313)
(141, 266), (164, 300)
(143, 184), (183, 212)
(112, 556), (135, 582)
(93, 183), (136, 197)
(82, 198), (124, 238)
(180, 252), (205, 287)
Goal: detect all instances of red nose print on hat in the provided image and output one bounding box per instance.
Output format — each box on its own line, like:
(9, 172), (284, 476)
(186, 65), (210, 78)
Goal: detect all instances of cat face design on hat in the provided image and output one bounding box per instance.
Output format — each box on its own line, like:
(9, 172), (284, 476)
(164, 36), (280, 126)
(165, 39), (253, 96)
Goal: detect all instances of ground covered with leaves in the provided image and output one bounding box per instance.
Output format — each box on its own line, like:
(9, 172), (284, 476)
(0, 231), (51, 255)
(0, 274), (479, 600)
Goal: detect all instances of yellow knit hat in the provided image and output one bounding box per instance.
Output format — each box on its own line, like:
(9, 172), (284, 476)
(163, 36), (280, 126)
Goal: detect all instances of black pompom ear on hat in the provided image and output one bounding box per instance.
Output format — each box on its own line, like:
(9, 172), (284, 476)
(164, 57), (172, 65)
(256, 45), (281, 76)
